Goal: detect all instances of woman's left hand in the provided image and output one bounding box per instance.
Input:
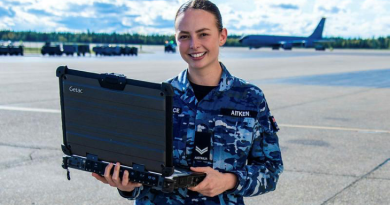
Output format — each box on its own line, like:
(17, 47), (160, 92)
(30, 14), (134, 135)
(188, 166), (237, 197)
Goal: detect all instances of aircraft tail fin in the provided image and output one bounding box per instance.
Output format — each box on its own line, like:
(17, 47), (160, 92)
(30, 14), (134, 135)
(309, 18), (326, 39)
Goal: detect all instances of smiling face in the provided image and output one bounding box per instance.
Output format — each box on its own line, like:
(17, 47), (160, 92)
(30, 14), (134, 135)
(175, 9), (227, 72)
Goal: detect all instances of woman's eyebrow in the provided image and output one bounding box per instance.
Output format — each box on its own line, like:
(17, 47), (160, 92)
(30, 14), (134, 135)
(179, 28), (211, 34)
(195, 28), (210, 33)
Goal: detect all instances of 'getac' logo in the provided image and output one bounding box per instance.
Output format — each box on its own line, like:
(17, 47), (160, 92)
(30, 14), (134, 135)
(69, 86), (83, 94)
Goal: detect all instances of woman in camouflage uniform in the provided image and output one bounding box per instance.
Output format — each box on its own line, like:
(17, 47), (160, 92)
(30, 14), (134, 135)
(93, 1), (283, 204)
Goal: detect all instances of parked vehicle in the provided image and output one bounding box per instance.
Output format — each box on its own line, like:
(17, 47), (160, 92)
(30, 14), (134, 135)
(93, 45), (138, 56)
(121, 46), (138, 56)
(0, 42), (23, 56)
(63, 44), (77, 56)
(92, 46), (103, 56)
(41, 42), (62, 56)
(8, 45), (24, 55)
(164, 41), (176, 53)
(77, 45), (90, 56)
(0, 45), (9, 55)
(315, 44), (326, 51)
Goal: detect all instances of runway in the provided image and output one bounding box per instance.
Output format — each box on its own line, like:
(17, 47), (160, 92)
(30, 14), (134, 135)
(1, 46), (389, 205)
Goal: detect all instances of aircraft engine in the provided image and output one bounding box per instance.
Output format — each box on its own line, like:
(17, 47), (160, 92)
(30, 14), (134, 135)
(282, 43), (292, 50)
(305, 41), (314, 47)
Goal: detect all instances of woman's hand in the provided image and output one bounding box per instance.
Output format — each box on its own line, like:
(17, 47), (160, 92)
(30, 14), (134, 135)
(188, 166), (237, 197)
(92, 162), (142, 192)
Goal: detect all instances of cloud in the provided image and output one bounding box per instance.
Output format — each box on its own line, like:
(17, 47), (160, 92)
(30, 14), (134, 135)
(318, 6), (342, 14)
(92, 2), (128, 14)
(0, 7), (15, 17)
(1, 0), (389, 38)
(151, 16), (174, 29)
(58, 16), (116, 31)
(27, 9), (53, 16)
(361, 0), (389, 14)
(65, 3), (92, 14)
(0, 0), (31, 6)
(271, 4), (299, 10)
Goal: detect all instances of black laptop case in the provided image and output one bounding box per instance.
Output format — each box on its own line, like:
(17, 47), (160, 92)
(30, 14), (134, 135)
(56, 66), (205, 193)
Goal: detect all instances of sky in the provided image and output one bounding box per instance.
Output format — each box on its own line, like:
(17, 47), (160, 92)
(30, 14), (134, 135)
(0, 0), (389, 38)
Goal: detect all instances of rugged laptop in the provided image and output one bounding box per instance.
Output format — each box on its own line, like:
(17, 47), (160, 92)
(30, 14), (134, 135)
(56, 66), (205, 193)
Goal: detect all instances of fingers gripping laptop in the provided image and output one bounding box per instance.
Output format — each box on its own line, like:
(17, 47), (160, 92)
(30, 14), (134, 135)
(56, 66), (205, 193)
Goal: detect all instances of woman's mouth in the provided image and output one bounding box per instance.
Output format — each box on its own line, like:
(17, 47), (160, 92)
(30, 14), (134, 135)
(189, 52), (207, 60)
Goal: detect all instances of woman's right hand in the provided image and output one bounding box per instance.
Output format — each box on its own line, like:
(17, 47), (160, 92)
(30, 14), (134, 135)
(92, 162), (142, 192)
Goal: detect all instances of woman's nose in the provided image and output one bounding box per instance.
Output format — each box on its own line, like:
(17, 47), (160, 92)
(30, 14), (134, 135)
(190, 37), (200, 49)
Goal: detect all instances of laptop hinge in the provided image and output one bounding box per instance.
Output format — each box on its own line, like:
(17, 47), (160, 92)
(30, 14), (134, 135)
(133, 163), (145, 172)
(161, 164), (174, 177)
(86, 153), (98, 162)
(61, 144), (72, 155)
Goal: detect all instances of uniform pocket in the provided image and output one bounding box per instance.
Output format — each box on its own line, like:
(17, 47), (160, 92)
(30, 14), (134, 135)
(214, 115), (255, 143)
(213, 115), (255, 170)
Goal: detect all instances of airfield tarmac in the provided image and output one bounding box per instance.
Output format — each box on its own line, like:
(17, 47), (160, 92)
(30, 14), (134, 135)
(0, 47), (389, 205)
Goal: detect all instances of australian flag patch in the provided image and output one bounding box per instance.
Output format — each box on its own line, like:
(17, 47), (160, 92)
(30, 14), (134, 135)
(269, 116), (280, 131)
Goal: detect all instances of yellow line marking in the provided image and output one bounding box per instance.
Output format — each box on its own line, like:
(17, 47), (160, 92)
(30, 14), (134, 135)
(279, 124), (390, 134)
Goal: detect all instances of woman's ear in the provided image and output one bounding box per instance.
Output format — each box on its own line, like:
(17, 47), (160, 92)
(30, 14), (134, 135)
(219, 28), (228, 46)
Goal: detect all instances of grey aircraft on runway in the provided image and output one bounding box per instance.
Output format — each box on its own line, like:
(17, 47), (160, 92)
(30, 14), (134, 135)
(239, 18), (328, 50)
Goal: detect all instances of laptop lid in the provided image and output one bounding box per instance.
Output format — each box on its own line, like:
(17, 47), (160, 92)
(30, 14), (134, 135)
(57, 66), (174, 176)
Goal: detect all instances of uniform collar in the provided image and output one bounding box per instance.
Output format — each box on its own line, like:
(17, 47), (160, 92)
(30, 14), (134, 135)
(173, 62), (234, 93)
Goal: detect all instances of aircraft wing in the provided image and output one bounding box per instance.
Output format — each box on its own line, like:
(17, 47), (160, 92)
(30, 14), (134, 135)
(313, 39), (335, 43)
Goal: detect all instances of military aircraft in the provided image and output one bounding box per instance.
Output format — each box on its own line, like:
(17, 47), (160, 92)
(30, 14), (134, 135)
(239, 18), (329, 50)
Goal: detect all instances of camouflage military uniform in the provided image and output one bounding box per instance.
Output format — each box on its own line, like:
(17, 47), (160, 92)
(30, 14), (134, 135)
(119, 63), (283, 205)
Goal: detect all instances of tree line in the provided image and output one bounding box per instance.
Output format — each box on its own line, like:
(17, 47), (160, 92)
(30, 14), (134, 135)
(322, 37), (390, 49)
(1, 30), (389, 49)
